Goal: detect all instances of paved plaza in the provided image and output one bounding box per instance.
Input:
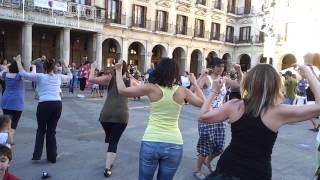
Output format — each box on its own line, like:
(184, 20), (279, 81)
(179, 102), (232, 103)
(7, 85), (318, 180)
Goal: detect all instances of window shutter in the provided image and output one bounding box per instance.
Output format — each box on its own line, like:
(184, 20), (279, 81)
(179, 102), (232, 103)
(165, 11), (168, 31)
(144, 7), (147, 28)
(202, 20), (205, 37)
(216, 23), (220, 39)
(185, 16), (188, 34)
(195, 19), (198, 36)
(118, 1), (122, 23)
(132, 4), (135, 26)
(176, 15), (180, 33)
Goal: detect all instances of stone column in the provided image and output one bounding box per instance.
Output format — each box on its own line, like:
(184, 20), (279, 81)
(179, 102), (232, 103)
(22, 23), (32, 69)
(122, 39), (128, 62)
(96, 33), (102, 70)
(62, 28), (70, 66)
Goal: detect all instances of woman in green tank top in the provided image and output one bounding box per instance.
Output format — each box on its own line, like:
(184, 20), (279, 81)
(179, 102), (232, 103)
(88, 61), (129, 178)
(115, 58), (205, 180)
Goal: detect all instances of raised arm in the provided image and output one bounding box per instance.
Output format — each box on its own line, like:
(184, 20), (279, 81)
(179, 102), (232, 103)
(185, 73), (204, 107)
(88, 62), (111, 86)
(115, 60), (151, 97)
(275, 65), (320, 125)
(15, 55), (38, 82)
(225, 64), (243, 88)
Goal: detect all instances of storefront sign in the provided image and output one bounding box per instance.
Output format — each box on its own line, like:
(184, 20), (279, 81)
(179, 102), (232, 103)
(33, 0), (67, 11)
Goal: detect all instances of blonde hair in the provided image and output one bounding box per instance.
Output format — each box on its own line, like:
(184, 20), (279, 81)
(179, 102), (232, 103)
(241, 64), (283, 117)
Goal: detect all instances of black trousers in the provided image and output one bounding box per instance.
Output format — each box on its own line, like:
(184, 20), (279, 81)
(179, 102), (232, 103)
(80, 77), (87, 91)
(33, 101), (62, 162)
(100, 122), (127, 153)
(2, 109), (22, 129)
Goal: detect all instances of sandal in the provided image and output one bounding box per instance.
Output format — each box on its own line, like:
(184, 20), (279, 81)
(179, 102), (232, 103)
(104, 169), (112, 178)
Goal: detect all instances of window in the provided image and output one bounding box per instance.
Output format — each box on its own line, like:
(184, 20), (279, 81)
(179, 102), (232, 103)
(244, 0), (251, 14)
(176, 15), (187, 35)
(133, 5), (147, 28)
(227, 0), (236, 13)
(196, 0), (206, 6)
(107, 0), (122, 23)
(195, 19), (204, 38)
(75, 0), (91, 5)
(226, 26), (234, 42)
(214, 0), (221, 9)
(211, 22), (220, 40)
(239, 26), (251, 42)
(156, 10), (168, 32)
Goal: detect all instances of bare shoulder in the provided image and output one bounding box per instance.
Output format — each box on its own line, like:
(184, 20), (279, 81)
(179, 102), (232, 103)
(227, 99), (245, 122)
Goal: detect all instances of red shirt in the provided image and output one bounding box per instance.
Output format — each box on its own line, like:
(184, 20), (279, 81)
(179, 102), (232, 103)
(80, 64), (89, 79)
(3, 172), (18, 180)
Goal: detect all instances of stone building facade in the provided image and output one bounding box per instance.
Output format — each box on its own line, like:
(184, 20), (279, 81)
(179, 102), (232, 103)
(0, 0), (266, 74)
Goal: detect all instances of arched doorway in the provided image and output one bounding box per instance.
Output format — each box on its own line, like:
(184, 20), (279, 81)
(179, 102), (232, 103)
(313, 53), (320, 70)
(206, 51), (218, 67)
(222, 53), (232, 72)
(172, 47), (187, 75)
(281, 54), (296, 70)
(102, 38), (121, 68)
(128, 42), (146, 72)
(190, 49), (203, 77)
(239, 54), (251, 72)
(151, 45), (167, 67)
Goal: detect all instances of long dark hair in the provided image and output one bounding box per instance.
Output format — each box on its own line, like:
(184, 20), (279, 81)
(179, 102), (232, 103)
(108, 60), (128, 90)
(8, 61), (19, 73)
(43, 58), (56, 74)
(149, 57), (179, 88)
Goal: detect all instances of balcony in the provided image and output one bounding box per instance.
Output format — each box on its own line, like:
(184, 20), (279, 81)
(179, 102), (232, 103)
(105, 14), (126, 26)
(212, 2), (224, 12)
(235, 36), (252, 44)
(227, 6), (254, 16)
(210, 33), (224, 41)
(0, 0), (104, 22)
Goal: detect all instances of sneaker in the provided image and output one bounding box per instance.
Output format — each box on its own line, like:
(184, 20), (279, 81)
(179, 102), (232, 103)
(77, 94), (85, 98)
(41, 172), (51, 179)
(193, 172), (206, 180)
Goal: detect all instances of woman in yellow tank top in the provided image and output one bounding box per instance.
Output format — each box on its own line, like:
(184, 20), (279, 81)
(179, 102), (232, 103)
(115, 58), (204, 180)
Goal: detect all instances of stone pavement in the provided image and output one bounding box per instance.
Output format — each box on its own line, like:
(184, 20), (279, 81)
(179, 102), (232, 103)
(7, 86), (318, 180)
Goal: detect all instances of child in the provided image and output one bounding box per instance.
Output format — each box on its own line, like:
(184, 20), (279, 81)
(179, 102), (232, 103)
(0, 144), (17, 180)
(0, 115), (13, 148)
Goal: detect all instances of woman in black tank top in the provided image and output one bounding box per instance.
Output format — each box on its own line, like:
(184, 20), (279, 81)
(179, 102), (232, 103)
(198, 64), (320, 180)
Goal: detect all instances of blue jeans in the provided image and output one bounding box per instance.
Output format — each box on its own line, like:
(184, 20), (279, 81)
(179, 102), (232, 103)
(139, 141), (183, 180)
(69, 76), (76, 93)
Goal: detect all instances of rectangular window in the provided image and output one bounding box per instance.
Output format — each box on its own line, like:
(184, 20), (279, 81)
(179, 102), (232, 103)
(211, 22), (220, 40)
(134, 5), (146, 28)
(214, 0), (221, 9)
(196, 0), (206, 6)
(239, 26), (251, 42)
(226, 26), (234, 42)
(156, 10), (168, 32)
(244, 0), (251, 14)
(176, 15), (187, 35)
(227, 0), (236, 13)
(107, 0), (122, 23)
(195, 19), (204, 38)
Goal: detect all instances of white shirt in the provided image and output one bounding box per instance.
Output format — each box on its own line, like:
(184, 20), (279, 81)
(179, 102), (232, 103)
(20, 70), (72, 102)
(0, 132), (10, 148)
(180, 76), (190, 87)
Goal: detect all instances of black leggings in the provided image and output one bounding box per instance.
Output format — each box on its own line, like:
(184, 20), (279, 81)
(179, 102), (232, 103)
(80, 77), (87, 91)
(2, 109), (22, 129)
(100, 122), (127, 153)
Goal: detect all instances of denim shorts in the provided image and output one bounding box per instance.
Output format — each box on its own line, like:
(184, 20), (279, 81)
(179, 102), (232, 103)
(139, 141), (183, 180)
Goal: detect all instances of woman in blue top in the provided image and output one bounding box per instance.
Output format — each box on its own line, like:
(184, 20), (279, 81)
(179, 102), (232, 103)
(0, 58), (34, 139)
(15, 55), (72, 163)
